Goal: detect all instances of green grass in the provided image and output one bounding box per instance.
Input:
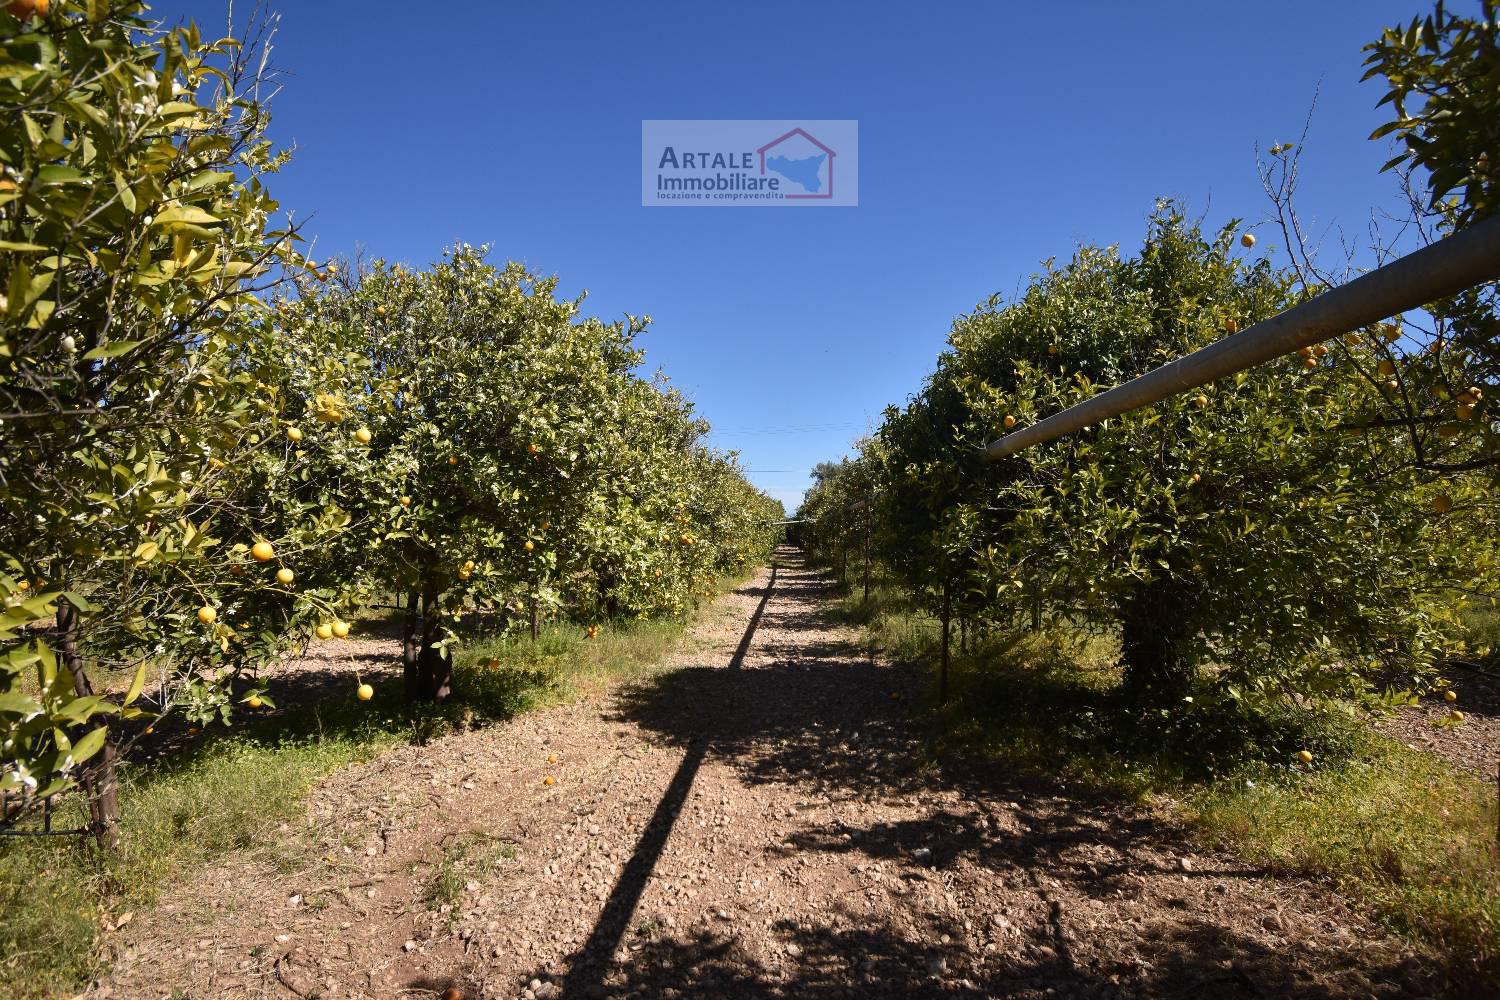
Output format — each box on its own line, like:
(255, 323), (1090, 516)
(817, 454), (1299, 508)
(0, 584), (740, 999)
(425, 831), (519, 928)
(826, 558), (1500, 988)
(1460, 604), (1500, 665)
(1188, 740), (1499, 982)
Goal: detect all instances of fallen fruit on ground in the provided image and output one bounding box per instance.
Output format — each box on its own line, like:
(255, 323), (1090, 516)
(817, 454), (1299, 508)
(1297, 749), (1314, 763)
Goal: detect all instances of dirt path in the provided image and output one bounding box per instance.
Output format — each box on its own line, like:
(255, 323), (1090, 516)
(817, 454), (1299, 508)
(97, 548), (1436, 999)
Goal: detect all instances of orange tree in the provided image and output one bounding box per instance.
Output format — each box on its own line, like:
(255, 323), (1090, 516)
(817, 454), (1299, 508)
(1293, 0), (1500, 478)
(870, 207), (1498, 722)
(0, 2), (324, 842)
(260, 249), (781, 702)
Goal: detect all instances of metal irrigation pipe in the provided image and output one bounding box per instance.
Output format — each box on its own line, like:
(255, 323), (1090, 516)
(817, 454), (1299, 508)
(981, 214), (1500, 461)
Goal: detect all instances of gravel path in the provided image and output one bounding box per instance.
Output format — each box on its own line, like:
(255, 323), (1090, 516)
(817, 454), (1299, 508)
(1377, 664), (1500, 780)
(96, 548), (1438, 999)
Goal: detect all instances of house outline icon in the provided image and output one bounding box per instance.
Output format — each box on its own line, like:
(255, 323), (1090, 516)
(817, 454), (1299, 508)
(756, 127), (836, 200)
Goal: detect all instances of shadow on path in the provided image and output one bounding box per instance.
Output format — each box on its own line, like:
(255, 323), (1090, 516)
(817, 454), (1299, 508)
(534, 549), (1438, 999)
(559, 564), (779, 996)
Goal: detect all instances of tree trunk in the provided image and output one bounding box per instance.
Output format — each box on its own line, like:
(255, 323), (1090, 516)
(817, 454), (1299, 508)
(418, 581), (453, 703)
(939, 581), (952, 705)
(56, 601), (119, 850)
(862, 521), (871, 603)
(600, 572), (619, 619)
(1030, 593), (1041, 632)
(1119, 577), (1195, 701)
(401, 589), (421, 702)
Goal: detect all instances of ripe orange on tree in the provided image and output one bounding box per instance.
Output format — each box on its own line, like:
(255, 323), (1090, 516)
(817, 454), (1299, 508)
(7, 0), (49, 21)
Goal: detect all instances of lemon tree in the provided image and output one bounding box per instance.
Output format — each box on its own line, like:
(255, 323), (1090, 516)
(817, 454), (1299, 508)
(0, 2), (311, 842)
(864, 207), (1498, 714)
(267, 249), (781, 702)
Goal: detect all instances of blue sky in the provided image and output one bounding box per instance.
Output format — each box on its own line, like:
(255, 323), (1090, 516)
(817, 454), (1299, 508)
(162, 0), (1431, 511)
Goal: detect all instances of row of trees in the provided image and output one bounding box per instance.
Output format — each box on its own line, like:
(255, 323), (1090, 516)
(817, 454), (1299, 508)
(800, 1), (1498, 717)
(0, 3), (780, 844)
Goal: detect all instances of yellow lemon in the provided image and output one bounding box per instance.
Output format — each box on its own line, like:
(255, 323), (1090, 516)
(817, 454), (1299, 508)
(251, 541), (275, 562)
(197, 605), (217, 625)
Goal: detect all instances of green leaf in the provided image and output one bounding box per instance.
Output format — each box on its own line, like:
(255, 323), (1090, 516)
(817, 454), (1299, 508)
(70, 726), (108, 767)
(34, 165), (87, 186)
(151, 204), (222, 229)
(123, 663), (146, 706)
(83, 340), (144, 360)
